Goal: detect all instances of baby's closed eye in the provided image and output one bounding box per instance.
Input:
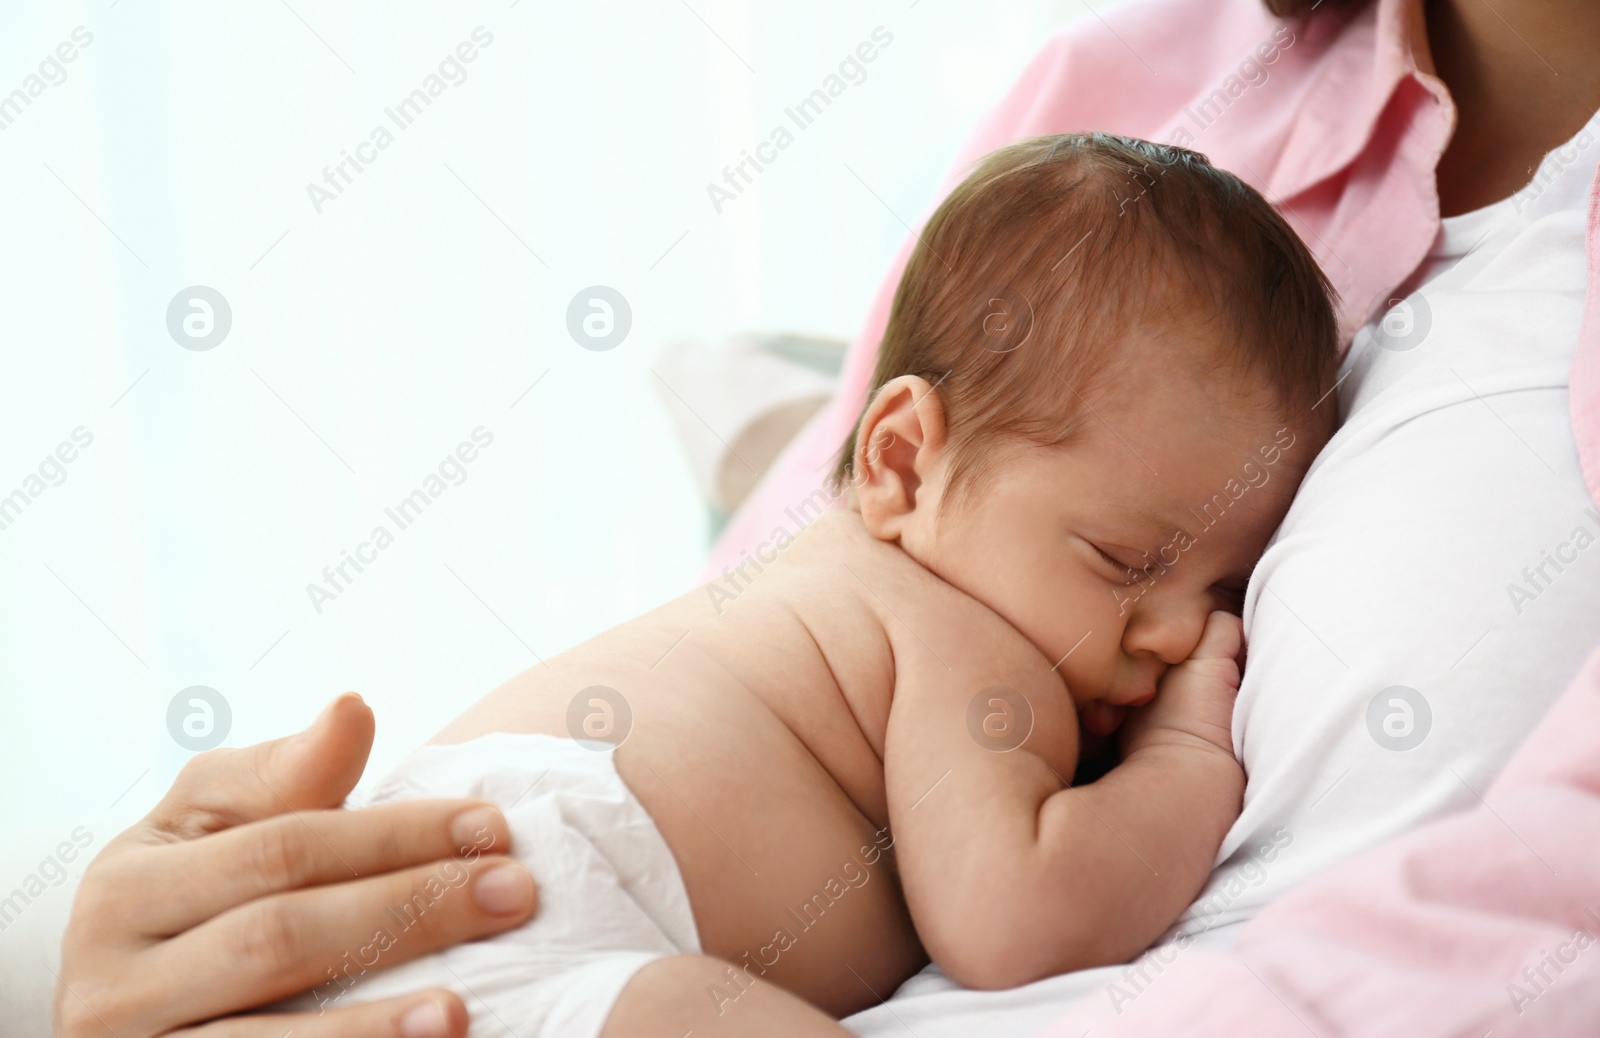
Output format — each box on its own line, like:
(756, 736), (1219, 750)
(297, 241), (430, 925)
(1086, 541), (1149, 584)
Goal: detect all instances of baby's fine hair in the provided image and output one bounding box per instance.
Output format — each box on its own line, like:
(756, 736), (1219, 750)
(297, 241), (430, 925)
(832, 132), (1339, 497)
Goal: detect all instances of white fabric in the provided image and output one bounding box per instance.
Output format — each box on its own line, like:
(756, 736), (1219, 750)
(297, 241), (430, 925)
(653, 333), (841, 513)
(843, 111), (1600, 1037)
(279, 733), (700, 1038)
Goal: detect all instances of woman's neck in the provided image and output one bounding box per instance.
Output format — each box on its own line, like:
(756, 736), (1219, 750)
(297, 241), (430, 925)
(1424, 0), (1600, 216)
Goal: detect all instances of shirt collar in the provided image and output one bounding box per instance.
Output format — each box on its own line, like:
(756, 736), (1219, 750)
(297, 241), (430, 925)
(1268, 0), (1454, 201)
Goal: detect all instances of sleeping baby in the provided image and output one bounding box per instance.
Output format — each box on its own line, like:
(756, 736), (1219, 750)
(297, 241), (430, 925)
(283, 132), (1339, 1037)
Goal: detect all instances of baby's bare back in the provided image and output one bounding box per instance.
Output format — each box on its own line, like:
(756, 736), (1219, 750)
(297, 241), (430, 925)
(433, 512), (1057, 1015)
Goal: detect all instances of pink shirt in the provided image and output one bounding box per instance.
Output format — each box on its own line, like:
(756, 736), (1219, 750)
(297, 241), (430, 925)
(706, 0), (1600, 576)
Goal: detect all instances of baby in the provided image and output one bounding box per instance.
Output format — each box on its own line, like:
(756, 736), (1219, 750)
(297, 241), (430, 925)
(285, 133), (1338, 1037)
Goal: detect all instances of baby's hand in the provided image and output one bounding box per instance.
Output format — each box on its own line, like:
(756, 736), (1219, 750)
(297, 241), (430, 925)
(1120, 611), (1242, 759)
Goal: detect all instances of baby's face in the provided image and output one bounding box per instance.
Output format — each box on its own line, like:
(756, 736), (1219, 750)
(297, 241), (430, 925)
(907, 369), (1321, 733)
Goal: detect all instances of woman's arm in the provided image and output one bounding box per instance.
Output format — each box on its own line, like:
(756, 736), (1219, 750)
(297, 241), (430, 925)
(53, 694), (538, 1038)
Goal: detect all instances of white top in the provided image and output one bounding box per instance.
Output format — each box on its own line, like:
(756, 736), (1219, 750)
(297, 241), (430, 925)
(845, 110), (1600, 1037)
(1204, 106), (1600, 940)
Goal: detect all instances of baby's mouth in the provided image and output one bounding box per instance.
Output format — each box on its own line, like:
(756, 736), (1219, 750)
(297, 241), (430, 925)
(1078, 701), (1128, 738)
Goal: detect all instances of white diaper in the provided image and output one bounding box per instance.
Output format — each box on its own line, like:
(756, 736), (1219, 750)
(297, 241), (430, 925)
(279, 733), (701, 1038)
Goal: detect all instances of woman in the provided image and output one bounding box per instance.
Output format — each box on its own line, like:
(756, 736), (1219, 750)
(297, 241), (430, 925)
(53, 0), (1600, 1034)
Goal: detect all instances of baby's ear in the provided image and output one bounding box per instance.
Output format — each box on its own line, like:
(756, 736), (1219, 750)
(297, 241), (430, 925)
(853, 375), (948, 542)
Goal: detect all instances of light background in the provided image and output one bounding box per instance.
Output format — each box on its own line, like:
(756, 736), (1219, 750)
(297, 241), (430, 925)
(0, 0), (1103, 868)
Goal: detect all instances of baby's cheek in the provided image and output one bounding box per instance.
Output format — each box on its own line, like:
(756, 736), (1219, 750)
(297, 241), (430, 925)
(1010, 566), (1128, 695)
(1055, 631), (1120, 701)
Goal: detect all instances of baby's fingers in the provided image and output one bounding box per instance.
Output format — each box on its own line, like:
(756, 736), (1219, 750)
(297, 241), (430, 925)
(1189, 610), (1243, 665)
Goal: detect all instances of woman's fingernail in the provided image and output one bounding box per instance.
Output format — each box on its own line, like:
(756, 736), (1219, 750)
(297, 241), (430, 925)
(329, 690), (365, 716)
(473, 862), (535, 916)
(449, 806), (503, 854)
(300, 693), (357, 739)
(400, 998), (451, 1038)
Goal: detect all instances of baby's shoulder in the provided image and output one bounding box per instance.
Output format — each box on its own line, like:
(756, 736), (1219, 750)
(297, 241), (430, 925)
(785, 512), (1055, 680)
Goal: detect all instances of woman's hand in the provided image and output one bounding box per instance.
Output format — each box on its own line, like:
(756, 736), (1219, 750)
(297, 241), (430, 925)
(53, 694), (538, 1038)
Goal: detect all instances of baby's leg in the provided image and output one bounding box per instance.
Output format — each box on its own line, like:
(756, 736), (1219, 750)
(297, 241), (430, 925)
(601, 955), (851, 1038)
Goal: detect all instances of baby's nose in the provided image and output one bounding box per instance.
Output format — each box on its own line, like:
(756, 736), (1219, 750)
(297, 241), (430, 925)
(1123, 593), (1212, 667)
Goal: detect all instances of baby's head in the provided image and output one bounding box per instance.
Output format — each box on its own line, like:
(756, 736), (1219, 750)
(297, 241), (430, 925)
(837, 133), (1338, 721)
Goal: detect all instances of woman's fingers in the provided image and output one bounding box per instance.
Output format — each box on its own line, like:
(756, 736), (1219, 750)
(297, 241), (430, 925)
(112, 798), (513, 935)
(138, 853), (535, 1032)
(55, 700), (543, 1038)
(169, 990), (470, 1038)
(136, 694), (376, 844)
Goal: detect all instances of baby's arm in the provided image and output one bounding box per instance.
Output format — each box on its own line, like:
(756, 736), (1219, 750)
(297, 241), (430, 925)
(884, 611), (1245, 989)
